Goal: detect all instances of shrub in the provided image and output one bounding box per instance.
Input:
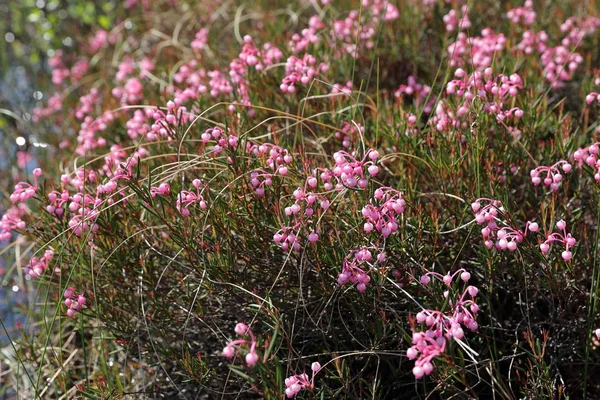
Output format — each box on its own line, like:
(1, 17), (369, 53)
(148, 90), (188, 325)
(1, 0), (600, 398)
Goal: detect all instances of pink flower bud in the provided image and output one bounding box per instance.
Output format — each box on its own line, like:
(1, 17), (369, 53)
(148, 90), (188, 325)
(235, 322), (248, 335)
(412, 366), (425, 379)
(467, 286), (479, 297)
(245, 352), (259, 366)
(223, 345), (235, 359)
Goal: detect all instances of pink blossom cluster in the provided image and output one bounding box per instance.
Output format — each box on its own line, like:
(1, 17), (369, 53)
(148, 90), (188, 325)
(62, 167), (98, 192)
(517, 30), (549, 55)
(10, 168), (42, 203)
(335, 121), (364, 149)
(249, 143), (293, 175)
(191, 28), (209, 51)
(394, 76), (435, 114)
(172, 60), (207, 101)
(48, 50), (90, 86)
(331, 80), (353, 95)
(447, 29), (507, 70)
(337, 246), (385, 292)
(472, 198), (539, 251)
(560, 16), (600, 47)
(280, 54), (328, 93)
(75, 111), (114, 156)
(284, 362), (321, 398)
(409, 269), (479, 378)
(222, 322), (260, 366)
(429, 101), (464, 133)
(539, 220), (576, 261)
(207, 70), (233, 98)
(99, 146), (147, 189)
(46, 190), (70, 217)
(277, 185), (331, 243)
(330, 1), (399, 57)
(514, 17), (596, 88)
(150, 183), (171, 198)
(248, 143), (293, 197)
(530, 161), (572, 191)
(445, 68), (524, 125)
(146, 101), (193, 142)
(506, 1), (536, 26)
(116, 57), (136, 82)
(32, 92), (64, 122)
(66, 192), (101, 236)
(176, 179), (208, 217)
(200, 126), (239, 155)
(238, 35), (283, 73)
(573, 143), (600, 182)
(125, 110), (153, 139)
(273, 224), (303, 251)
(332, 149), (380, 189)
(442, 5), (471, 32)
(586, 91), (600, 105)
(0, 206), (26, 242)
(64, 287), (86, 318)
(75, 87), (101, 120)
(289, 16), (324, 53)
(362, 187), (406, 238)
(540, 45), (583, 88)
(112, 77), (144, 104)
(87, 29), (113, 52)
(24, 249), (55, 278)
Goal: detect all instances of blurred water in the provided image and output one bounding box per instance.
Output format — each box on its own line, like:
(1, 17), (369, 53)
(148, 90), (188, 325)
(0, 63), (39, 347)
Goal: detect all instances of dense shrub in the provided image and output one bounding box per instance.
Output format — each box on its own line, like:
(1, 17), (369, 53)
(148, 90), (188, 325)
(1, 0), (600, 398)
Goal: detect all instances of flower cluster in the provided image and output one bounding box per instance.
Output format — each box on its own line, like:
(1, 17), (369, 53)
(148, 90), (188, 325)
(573, 142), (600, 182)
(280, 54), (328, 93)
(472, 198), (539, 251)
(176, 179), (208, 217)
(506, 1), (536, 26)
(332, 149), (380, 189)
(222, 322), (260, 367)
(409, 269), (480, 378)
(200, 126), (239, 155)
(335, 121), (364, 149)
(447, 29), (507, 70)
(330, 1), (399, 57)
(337, 247), (385, 292)
(10, 168), (42, 203)
(445, 68), (524, 123)
(442, 5), (470, 32)
(64, 287), (86, 318)
(289, 16), (324, 53)
(248, 143), (293, 196)
(66, 193), (101, 236)
(362, 187), (406, 238)
(24, 249), (55, 278)
(284, 362), (321, 398)
(150, 183), (171, 198)
(191, 28), (208, 51)
(394, 76), (435, 114)
(238, 35), (283, 73)
(539, 220), (576, 261)
(530, 161), (572, 191)
(0, 206), (26, 241)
